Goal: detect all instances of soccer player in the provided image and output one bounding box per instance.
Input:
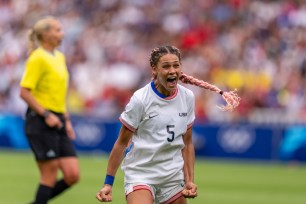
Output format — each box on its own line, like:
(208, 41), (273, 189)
(19, 16), (79, 204)
(96, 45), (240, 203)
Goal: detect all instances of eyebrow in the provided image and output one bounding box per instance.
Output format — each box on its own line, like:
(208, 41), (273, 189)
(160, 60), (180, 64)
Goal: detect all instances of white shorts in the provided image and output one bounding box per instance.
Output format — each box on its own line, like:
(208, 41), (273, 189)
(124, 180), (185, 204)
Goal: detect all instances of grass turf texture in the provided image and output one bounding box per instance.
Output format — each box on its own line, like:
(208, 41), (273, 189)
(0, 150), (305, 204)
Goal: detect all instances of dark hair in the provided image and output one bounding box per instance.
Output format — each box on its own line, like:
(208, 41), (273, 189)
(149, 45), (181, 67)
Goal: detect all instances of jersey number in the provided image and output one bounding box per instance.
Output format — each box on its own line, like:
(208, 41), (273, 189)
(167, 125), (175, 142)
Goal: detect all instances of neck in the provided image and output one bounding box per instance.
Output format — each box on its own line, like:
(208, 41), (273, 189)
(154, 81), (175, 97)
(41, 42), (55, 52)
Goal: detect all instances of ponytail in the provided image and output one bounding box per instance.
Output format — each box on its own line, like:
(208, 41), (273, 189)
(27, 29), (38, 55)
(180, 72), (240, 111)
(27, 16), (57, 55)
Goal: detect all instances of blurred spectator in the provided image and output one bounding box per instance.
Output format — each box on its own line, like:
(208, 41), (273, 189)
(0, 0), (306, 124)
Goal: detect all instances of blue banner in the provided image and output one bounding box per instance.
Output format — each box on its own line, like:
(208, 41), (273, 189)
(192, 124), (283, 160)
(72, 116), (120, 152)
(0, 113), (305, 162)
(0, 114), (29, 149)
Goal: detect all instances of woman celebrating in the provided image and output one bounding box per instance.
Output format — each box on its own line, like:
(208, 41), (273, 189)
(96, 45), (239, 204)
(20, 16), (79, 204)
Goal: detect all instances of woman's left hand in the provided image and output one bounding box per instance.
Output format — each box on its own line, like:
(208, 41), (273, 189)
(182, 182), (198, 198)
(65, 120), (76, 140)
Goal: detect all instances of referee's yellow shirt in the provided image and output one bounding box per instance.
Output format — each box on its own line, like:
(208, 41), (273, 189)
(20, 47), (69, 113)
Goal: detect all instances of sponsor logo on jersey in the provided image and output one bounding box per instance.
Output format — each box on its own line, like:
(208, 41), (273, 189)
(179, 112), (187, 117)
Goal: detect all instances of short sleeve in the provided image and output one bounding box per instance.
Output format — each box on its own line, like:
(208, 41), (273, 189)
(187, 91), (195, 129)
(119, 94), (144, 132)
(20, 54), (43, 89)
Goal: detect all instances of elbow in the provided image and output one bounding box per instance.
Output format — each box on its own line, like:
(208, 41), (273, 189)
(19, 87), (30, 101)
(19, 88), (25, 100)
(19, 88), (23, 99)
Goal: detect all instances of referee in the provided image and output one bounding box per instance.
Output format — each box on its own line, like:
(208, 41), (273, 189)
(20, 16), (79, 204)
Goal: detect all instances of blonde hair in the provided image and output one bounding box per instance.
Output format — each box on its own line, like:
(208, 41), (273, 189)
(27, 16), (57, 55)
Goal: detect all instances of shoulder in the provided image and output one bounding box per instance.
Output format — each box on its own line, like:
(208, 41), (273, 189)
(133, 83), (151, 100)
(178, 84), (194, 98)
(55, 49), (64, 56)
(178, 84), (195, 106)
(55, 50), (65, 60)
(126, 83), (153, 109)
(28, 48), (43, 60)
(26, 48), (45, 65)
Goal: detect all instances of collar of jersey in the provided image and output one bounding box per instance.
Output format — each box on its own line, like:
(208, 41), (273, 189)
(40, 47), (56, 56)
(150, 81), (178, 100)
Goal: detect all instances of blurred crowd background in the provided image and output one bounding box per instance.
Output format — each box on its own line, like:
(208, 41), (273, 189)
(1, 0), (306, 124)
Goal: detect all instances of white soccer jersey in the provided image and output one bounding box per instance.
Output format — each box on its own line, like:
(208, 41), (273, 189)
(120, 81), (195, 184)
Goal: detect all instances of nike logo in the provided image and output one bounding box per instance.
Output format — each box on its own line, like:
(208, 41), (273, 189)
(149, 113), (158, 119)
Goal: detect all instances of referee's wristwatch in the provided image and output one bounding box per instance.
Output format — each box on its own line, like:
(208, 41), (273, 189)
(43, 110), (50, 118)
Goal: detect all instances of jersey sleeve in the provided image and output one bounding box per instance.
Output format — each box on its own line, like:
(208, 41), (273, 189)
(20, 54), (43, 89)
(187, 91), (195, 129)
(119, 94), (144, 132)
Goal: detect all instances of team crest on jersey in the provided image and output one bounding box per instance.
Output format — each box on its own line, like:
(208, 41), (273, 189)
(179, 112), (187, 117)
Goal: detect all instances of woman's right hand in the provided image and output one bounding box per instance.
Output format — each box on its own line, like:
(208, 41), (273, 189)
(96, 185), (113, 202)
(45, 113), (63, 129)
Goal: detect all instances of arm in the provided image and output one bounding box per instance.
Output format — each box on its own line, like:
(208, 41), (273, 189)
(96, 125), (134, 202)
(20, 87), (62, 128)
(182, 127), (198, 198)
(63, 112), (75, 140)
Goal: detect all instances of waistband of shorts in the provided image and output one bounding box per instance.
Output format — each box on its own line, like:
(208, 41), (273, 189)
(26, 107), (64, 118)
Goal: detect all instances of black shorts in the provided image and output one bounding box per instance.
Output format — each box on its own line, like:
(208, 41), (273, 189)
(24, 108), (77, 161)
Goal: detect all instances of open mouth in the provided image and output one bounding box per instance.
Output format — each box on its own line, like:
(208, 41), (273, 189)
(166, 76), (177, 87)
(167, 76), (177, 83)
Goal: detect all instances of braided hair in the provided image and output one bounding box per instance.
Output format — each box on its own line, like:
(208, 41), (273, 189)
(149, 45), (240, 111)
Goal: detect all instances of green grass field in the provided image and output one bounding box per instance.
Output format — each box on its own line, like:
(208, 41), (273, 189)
(1, 150), (305, 204)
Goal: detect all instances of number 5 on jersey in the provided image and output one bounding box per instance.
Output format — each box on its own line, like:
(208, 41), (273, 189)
(166, 125), (175, 142)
